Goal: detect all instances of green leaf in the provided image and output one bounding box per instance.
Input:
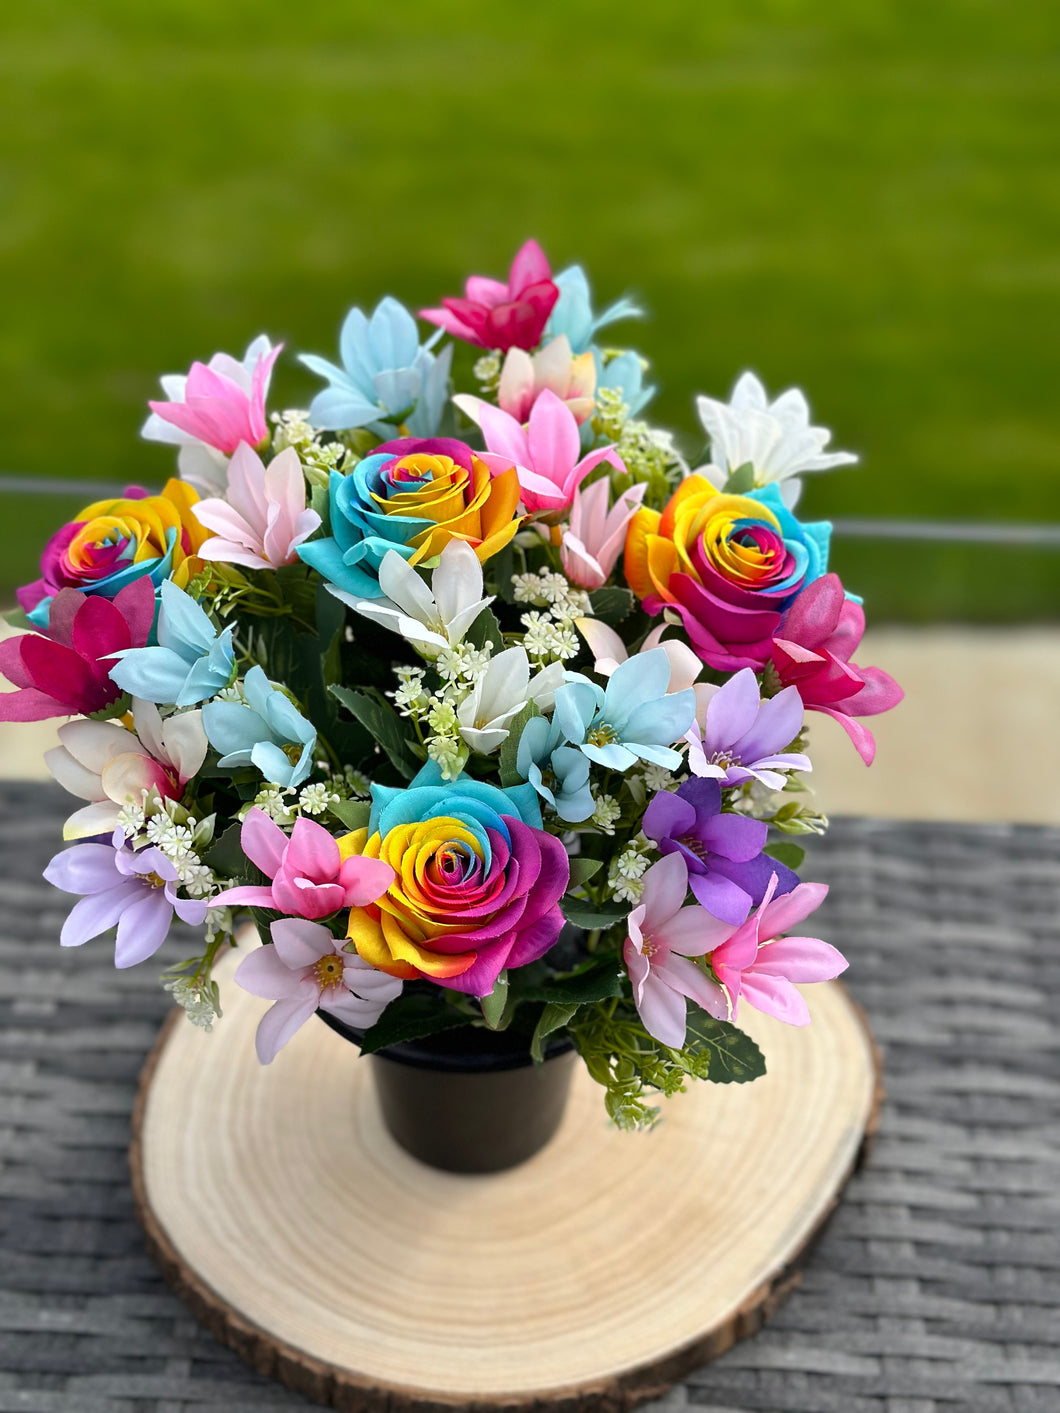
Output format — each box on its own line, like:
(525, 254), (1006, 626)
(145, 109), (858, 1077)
(722, 462), (756, 494)
(329, 685), (418, 779)
(587, 586), (634, 626)
(480, 972), (510, 1030)
(530, 1002), (579, 1063)
(203, 821), (255, 879)
(87, 692), (132, 722)
(560, 897), (629, 930)
(3, 606), (34, 631)
(516, 958), (624, 1005)
(310, 482), (332, 535)
(358, 994), (470, 1055)
(328, 798), (370, 831)
(498, 700), (539, 787)
(466, 606), (505, 654)
(683, 1012), (766, 1084)
(764, 841), (806, 870)
(567, 857), (603, 887)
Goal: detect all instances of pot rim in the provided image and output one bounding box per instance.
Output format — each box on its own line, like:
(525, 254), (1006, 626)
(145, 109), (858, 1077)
(315, 1009), (576, 1073)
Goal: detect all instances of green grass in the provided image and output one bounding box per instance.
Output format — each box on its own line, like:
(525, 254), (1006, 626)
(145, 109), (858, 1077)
(1, 0), (1058, 619)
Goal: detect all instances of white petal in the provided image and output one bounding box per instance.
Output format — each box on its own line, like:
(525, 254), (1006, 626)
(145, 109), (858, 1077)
(45, 746), (105, 802)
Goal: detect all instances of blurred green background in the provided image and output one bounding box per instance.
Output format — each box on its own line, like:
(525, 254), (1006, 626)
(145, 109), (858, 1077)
(1, 0), (1057, 619)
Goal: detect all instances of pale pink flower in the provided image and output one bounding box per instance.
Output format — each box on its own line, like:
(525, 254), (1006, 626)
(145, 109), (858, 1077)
(560, 477), (647, 589)
(211, 808), (393, 921)
(193, 444), (321, 570)
(702, 874), (847, 1027)
(624, 853), (738, 1049)
(574, 618), (702, 694)
(235, 918), (403, 1063)
(477, 389), (626, 516)
(454, 335), (596, 427)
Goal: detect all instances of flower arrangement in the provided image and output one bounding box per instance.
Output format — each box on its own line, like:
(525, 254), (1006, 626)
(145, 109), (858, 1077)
(9, 240), (902, 1129)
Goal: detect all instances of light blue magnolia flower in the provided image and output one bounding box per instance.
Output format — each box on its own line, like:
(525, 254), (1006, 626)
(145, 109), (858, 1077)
(108, 581), (235, 707)
(595, 348), (655, 420)
(201, 666), (316, 788)
(299, 297), (453, 438)
(515, 715), (594, 823)
(545, 265), (643, 356)
(553, 650), (696, 773)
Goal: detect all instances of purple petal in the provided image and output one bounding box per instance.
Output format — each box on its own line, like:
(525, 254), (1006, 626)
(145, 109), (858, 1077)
(271, 917), (332, 969)
(254, 988), (319, 1064)
(44, 843), (119, 897)
(168, 887), (209, 926)
(697, 812), (767, 863)
(733, 685), (804, 762)
(688, 870), (753, 926)
(711, 852), (797, 908)
(642, 790), (697, 845)
(632, 971), (688, 1049)
(702, 669), (760, 754)
(59, 882), (139, 948)
(235, 942), (303, 1000)
(114, 890), (173, 968)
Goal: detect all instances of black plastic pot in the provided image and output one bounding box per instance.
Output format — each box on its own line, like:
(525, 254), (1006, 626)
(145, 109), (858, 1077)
(317, 1011), (577, 1174)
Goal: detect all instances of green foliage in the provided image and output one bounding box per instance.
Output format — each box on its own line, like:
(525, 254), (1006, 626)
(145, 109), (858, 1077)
(560, 897), (629, 930)
(587, 587), (635, 626)
(567, 857), (603, 887)
(512, 957), (624, 1007)
(682, 1012), (766, 1084)
(329, 685), (419, 780)
(530, 1002), (579, 1063)
(88, 693), (132, 722)
(480, 972), (510, 1030)
(466, 605), (505, 655)
(328, 798), (370, 831)
(722, 462), (756, 494)
(764, 840), (807, 870)
(357, 990), (472, 1055)
(498, 700), (539, 787)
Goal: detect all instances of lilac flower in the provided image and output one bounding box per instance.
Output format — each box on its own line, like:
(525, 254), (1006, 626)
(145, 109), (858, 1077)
(641, 777), (797, 925)
(43, 830), (208, 969)
(687, 668), (811, 791)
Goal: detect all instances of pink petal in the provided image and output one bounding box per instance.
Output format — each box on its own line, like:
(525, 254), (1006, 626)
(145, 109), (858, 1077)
(633, 970), (689, 1049)
(465, 276), (510, 307)
(239, 808), (288, 877)
(654, 952), (729, 1018)
(780, 574), (844, 651)
(758, 881), (829, 941)
(254, 987), (319, 1064)
(738, 972), (811, 1026)
(508, 238), (551, 296)
(753, 935), (848, 984)
(285, 816), (340, 883)
(812, 706), (878, 764)
(418, 306), (483, 345)
(340, 855), (395, 907)
(654, 904), (739, 958)
(271, 916), (332, 969)
(526, 390), (580, 489)
(478, 401), (531, 468)
(639, 852), (691, 934)
(234, 941), (303, 999)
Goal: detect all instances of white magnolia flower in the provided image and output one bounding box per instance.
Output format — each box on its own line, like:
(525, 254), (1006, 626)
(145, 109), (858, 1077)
(695, 371), (857, 504)
(457, 647), (566, 755)
(329, 540), (493, 656)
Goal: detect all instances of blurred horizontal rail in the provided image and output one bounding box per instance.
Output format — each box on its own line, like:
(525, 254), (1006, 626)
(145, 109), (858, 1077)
(2, 476), (1059, 548)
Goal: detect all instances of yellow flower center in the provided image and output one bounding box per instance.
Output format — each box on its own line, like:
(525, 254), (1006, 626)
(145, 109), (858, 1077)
(313, 954), (345, 991)
(587, 723), (619, 747)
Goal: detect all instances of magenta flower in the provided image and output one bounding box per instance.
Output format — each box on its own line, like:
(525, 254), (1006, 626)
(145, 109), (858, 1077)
(560, 476), (646, 589)
(146, 340), (282, 456)
(420, 240), (560, 352)
(623, 853), (738, 1049)
(210, 808), (394, 921)
(686, 668), (811, 790)
(234, 918), (403, 1064)
(193, 444), (321, 570)
(477, 389), (626, 516)
(0, 580), (154, 722)
(772, 573), (904, 765)
(43, 829), (208, 969)
(703, 874), (847, 1027)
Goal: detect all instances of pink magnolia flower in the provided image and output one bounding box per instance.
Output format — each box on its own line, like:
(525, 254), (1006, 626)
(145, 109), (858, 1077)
(235, 918), (403, 1064)
(46, 700), (208, 840)
(192, 443), (321, 570)
(420, 240), (559, 352)
(454, 335), (596, 427)
(624, 853), (738, 1049)
(477, 389), (626, 516)
(211, 808), (394, 921)
(145, 337), (282, 460)
(0, 580), (154, 722)
(772, 573), (904, 765)
(561, 477), (647, 589)
(574, 618), (702, 694)
(702, 874), (847, 1027)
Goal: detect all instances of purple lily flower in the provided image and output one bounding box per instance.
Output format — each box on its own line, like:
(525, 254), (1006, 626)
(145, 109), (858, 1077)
(43, 829), (208, 969)
(687, 668), (811, 791)
(641, 778), (797, 925)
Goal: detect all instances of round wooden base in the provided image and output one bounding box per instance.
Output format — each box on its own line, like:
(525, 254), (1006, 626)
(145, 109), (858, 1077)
(131, 940), (881, 1413)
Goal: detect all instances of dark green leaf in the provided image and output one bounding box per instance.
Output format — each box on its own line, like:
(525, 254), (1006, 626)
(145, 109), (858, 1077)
(560, 897), (629, 930)
(492, 542), (517, 602)
(88, 692), (132, 722)
(683, 1012), (766, 1084)
(310, 482), (332, 535)
(498, 700), (539, 787)
(329, 798), (370, 831)
(530, 1002), (579, 1063)
(764, 841), (806, 870)
(329, 685), (418, 779)
(466, 606), (505, 654)
(587, 586), (634, 626)
(204, 821), (254, 879)
(358, 995), (470, 1055)
(567, 857), (603, 887)
(480, 972), (510, 1030)
(722, 462), (756, 494)
(516, 958), (624, 1005)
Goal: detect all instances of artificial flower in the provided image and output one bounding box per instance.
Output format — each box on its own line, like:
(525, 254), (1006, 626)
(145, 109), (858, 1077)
(573, 619), (703, 694)
(695, 371), (857, 502)
(298, 438), (522, 599)
(107, 580), (234, 707)
(686, 668), (811, 790)
(0, 580), (154, 722)
(623, 852), (739, 1049)
(344, 761), (568, 998)
(17, 480), (211, 629)
(193, 443), (321, 570)
(456, 647), (565, 754)
(234, 918), (403, 1063)
(624, 477), (830, 671)
(299, 297), (452, 437)
(771, 573), (904, 764)
(211, 808), (394, 920)
(515, 713), (595, 823)
(641, 777), (796, 925)
(593, 348), (655, 421)
(201, 666), (317, 788)
(420, 239), (559, 352)
(46, 699), (207, 840)
(330, 540), (493, 656)
(552, 648), (696, 773)
(560, 477), (647, 589)
(701, 873), (846, 1026)
(544, 265), (643, 356)
(477, 389), (627, 516)
(453, 335), (596, 427)
(43, 828), (208, 969)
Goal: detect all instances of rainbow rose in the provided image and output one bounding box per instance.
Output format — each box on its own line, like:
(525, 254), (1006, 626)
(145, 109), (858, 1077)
(18, 479), (210, 630)
(344, 762), (569, 998)
(624, 478), (830, 671)
(298, 437), (522, 600)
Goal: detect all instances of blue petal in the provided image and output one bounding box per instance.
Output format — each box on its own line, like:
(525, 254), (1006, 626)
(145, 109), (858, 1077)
(338, 306), (376, 391)
(158, 580), (215, 658)
(368, 297), (421, 372)
(307, 385), (381, 431)
(108, 646), (190, 704)
(372, 366), (421, 419)
(202, 700), (264, 757)
(553, 681), (602, 745)
(603, 650), (671, 727)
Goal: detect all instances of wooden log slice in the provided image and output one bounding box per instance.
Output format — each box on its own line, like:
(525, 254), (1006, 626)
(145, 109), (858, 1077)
(131, 939), (882, 1413)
